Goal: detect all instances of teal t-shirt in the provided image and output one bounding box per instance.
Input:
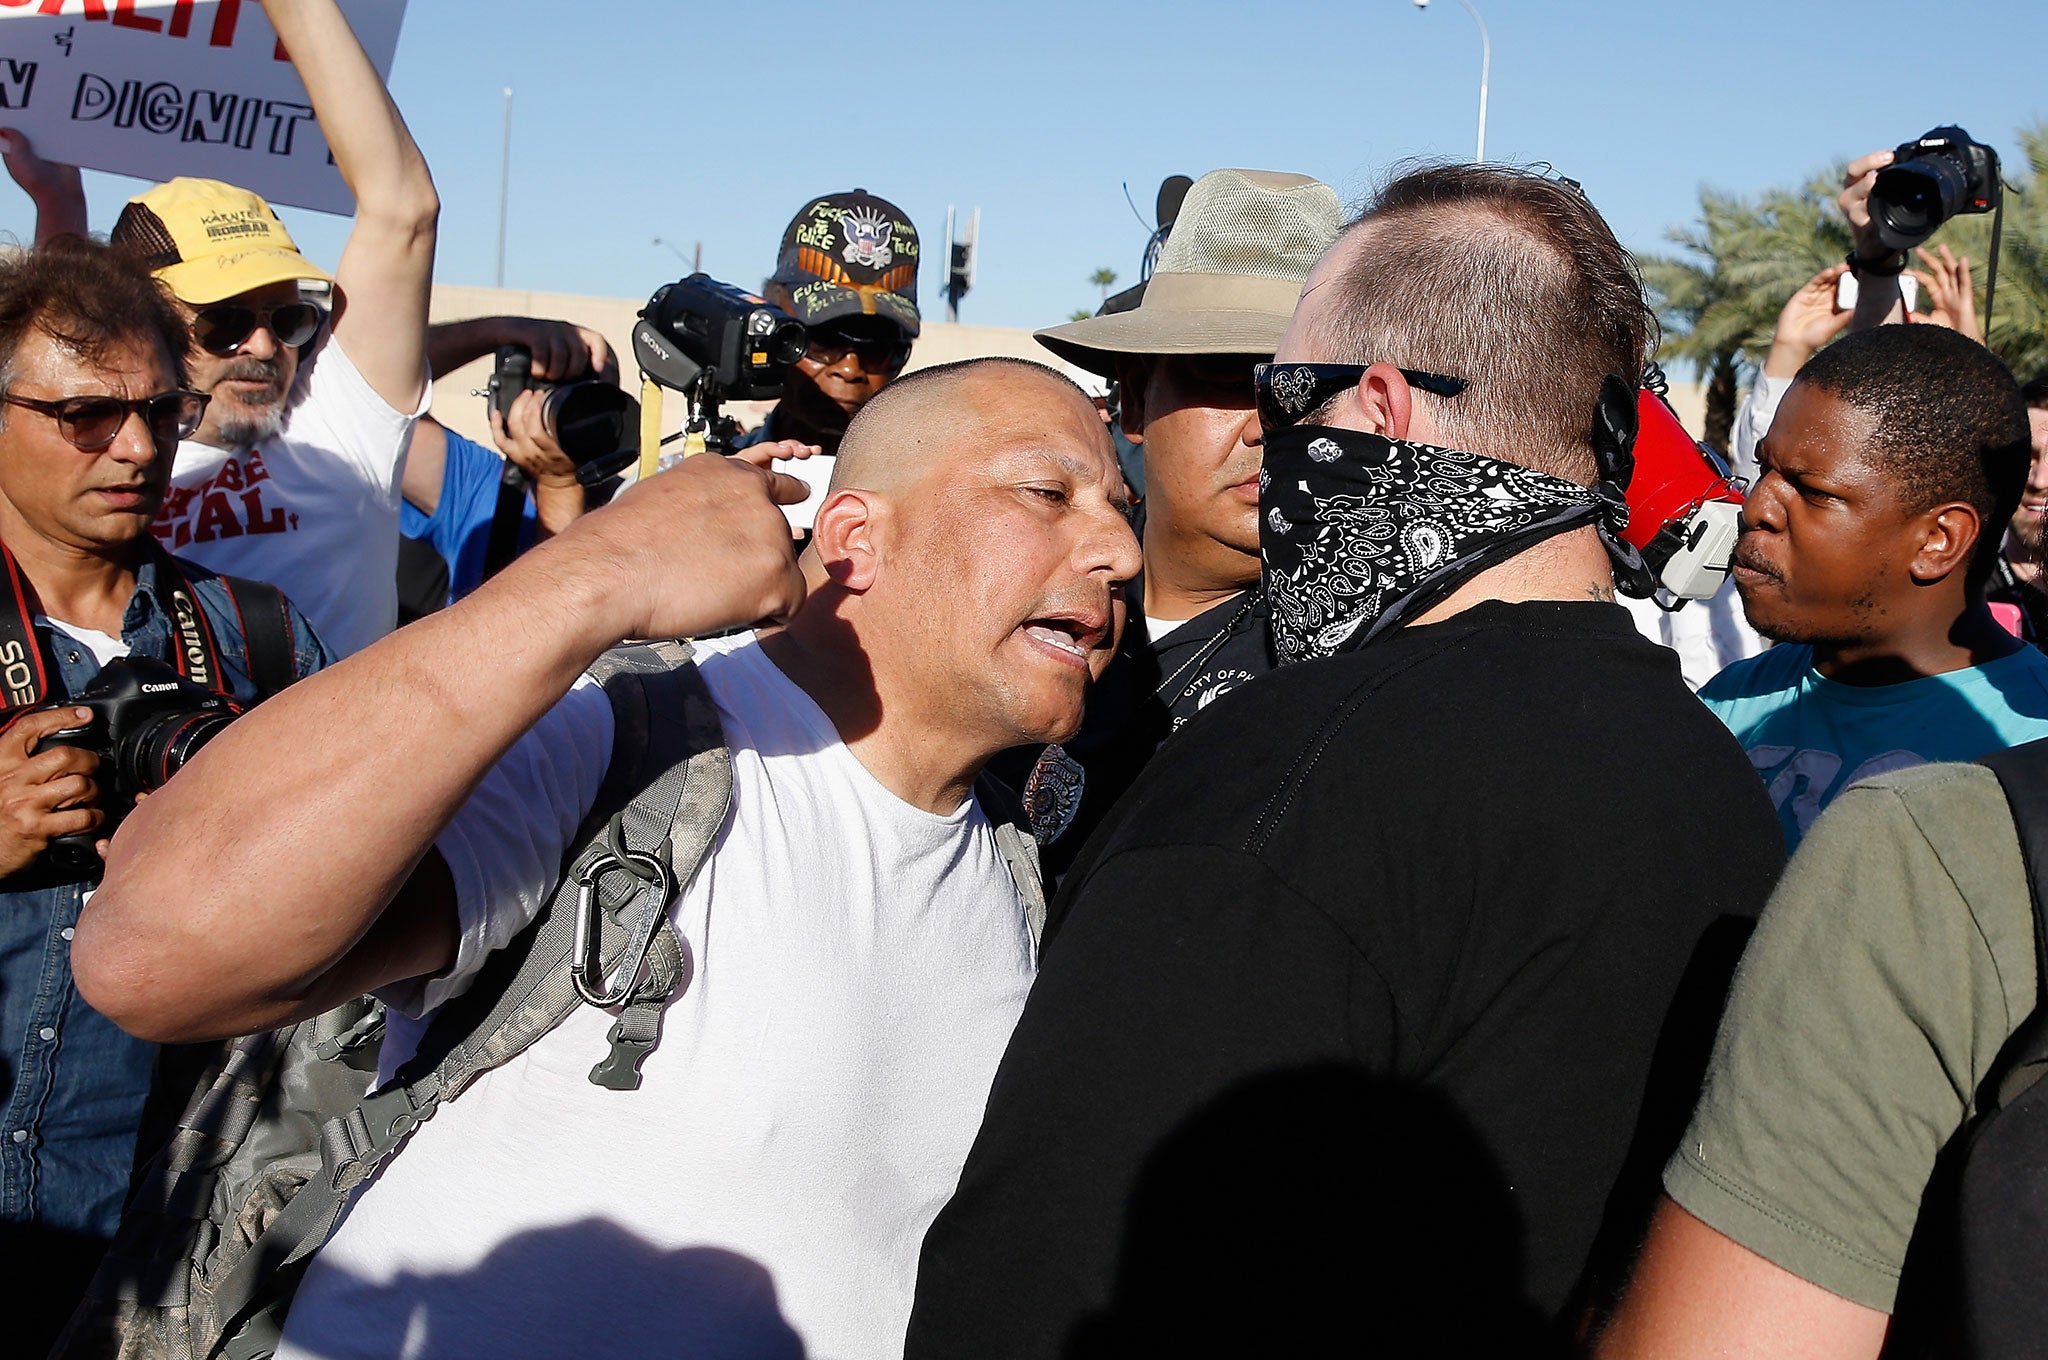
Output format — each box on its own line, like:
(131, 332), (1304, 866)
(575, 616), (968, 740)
(1700, 642), (2048, 848)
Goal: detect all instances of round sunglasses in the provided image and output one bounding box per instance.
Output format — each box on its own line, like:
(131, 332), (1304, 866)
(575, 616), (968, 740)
(191, 301), (323, 357)
(1, 389), (210, 450)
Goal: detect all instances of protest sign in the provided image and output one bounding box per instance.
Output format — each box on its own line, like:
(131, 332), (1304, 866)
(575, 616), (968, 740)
(0, 0), (407, 215)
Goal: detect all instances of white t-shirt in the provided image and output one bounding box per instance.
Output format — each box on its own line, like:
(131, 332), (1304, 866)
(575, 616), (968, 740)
(278, 634), (1037, 1360)
(153, 340), (425, 659)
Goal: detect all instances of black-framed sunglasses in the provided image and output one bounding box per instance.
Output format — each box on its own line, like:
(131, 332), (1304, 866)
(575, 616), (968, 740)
(1253, 361), (1469, 433)
(806, 328), (913, 374)
(191, 301), (323, 357)
(1, 389), (210, 450)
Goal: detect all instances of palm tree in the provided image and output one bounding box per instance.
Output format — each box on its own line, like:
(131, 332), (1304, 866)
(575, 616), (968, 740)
(1090, 267), (1119, 303)
(1646, 174), (1862, 451)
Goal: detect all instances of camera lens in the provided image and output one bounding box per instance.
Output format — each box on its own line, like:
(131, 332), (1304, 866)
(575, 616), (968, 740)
(1871, 159), (1964, 252)
(124, 708), (238, 793)
(766, 318), (809, 369)
(539, 382), (638, 468)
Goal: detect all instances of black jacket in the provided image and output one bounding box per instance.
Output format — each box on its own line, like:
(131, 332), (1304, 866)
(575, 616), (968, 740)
(908, 600), (1785, 1358)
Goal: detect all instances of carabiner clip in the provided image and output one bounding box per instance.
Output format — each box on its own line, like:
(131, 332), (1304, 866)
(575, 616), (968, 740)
(570, 848), (677, 1007)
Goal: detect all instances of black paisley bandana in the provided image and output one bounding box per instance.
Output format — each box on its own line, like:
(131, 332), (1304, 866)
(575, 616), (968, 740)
(1260, 424), (1629, 663)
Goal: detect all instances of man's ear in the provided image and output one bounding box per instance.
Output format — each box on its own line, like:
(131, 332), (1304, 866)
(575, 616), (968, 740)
(810, 488), (882, 592)
(1113, 357), (1151, 444)
(1353, 363), (1415, 440)
(1910, 500), (1984, 584)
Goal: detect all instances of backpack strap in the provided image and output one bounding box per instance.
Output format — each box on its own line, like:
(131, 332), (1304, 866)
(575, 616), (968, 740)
(1974, 738), (2048, 1109)
(207, 640), (731, 1355)
(216, 575), (299, 702)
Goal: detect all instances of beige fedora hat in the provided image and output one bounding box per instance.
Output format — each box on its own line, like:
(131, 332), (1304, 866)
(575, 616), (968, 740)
(1036, 168), (1342, 376)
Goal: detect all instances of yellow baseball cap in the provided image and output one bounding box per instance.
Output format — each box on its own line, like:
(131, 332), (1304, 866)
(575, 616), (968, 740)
(109, 177), (331, 306)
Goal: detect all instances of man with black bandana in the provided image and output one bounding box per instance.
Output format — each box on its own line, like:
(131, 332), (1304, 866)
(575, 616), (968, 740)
(905, 165), (1787, 1359)
(1001, 168), (1339, 874)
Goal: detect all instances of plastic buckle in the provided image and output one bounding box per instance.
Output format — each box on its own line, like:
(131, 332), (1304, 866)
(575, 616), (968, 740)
(571, 848), (676, 1007)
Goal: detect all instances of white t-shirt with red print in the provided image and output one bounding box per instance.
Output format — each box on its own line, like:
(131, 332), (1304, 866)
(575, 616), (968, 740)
(154, 340), (426, 658)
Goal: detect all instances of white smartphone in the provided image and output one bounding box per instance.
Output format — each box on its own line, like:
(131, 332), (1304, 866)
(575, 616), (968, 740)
(1835, 271), (1920, 313)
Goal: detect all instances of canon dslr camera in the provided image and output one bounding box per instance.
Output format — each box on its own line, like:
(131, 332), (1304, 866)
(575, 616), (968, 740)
(30, 656), (241, 873)
(486, 345), (640, 486)
(1869, 125), (2002, 252)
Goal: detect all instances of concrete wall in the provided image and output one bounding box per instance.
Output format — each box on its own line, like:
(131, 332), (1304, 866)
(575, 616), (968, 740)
(426, 282), (1711, 450)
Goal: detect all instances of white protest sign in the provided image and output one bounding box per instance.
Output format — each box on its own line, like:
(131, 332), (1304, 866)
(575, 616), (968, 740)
(0, 0), (407, 215)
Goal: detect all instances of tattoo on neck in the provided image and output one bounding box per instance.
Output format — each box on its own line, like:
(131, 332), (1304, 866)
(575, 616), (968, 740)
(1586, 582), (1617, 603)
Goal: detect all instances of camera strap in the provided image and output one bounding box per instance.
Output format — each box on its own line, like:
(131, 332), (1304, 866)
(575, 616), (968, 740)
(0, 539), (233, 710)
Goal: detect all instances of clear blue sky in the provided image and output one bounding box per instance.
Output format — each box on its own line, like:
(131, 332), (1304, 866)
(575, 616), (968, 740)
(5, 0), (2045, 329)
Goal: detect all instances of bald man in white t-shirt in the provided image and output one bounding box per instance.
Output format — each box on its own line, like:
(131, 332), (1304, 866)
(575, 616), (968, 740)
(75, 357), (1141, 1359)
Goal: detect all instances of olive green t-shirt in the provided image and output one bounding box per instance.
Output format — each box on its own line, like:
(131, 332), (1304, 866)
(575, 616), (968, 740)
(1663, 761), (2039, 1311)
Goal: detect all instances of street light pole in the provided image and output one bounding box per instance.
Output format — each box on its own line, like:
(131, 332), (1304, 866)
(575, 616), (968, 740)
(1414, 0), (1490, 164)
(494, 87), (512, 287)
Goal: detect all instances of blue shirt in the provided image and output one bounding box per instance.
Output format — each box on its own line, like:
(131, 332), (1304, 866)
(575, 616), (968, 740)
(400, 430), (535, 606)
(0, 553), (329, 1250)
(1700, 641), (2048, 848)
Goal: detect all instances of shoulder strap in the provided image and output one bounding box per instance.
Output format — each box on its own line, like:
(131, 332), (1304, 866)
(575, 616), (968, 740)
(206, 641), (732, 1352)
(1974, 738), (2048, 1109)
(217, 575), (299, 701)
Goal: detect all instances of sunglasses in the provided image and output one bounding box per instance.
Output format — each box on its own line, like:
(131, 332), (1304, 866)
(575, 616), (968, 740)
(806, 328), (913, 374)
(1253, 362), (1469, 433)
(191, 301), (322, 357)
(1, 389), (210, 451)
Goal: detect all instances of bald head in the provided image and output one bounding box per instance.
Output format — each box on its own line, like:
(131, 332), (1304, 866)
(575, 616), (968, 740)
(830, 356), (1102, 496)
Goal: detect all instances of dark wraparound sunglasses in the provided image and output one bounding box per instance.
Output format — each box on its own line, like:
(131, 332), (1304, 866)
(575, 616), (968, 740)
(1254, 361), (1469, 433)
(2, 390), (210, 450)
(807, 328), (913, 374)
(192, 301), (322, 357)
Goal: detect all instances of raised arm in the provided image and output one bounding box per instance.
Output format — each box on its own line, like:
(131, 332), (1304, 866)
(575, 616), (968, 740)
(1838, 149), (1908, 330)
(74, 451), (810, 1044)
(0, 129), (87, 244)
(264, 0), (438, 412)
(426, 317), (614, 383)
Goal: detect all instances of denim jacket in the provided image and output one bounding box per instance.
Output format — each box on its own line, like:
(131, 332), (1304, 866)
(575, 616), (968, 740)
(0, 552), (329, 1249)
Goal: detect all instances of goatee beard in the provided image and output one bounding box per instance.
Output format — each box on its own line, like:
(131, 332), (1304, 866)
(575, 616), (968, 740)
(213, 403), (286, 449)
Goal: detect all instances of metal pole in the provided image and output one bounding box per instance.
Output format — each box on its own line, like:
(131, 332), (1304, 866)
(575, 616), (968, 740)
(494, 87), (512, 287)
(1453, 0), (1489, 164)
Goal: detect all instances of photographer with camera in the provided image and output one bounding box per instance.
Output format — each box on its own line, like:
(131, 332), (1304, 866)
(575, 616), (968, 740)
(396, 318), (616, 617)
(0, 238), (329, 1355)
(1731, 134), (1993, 483)
(735, 190), (921, 525)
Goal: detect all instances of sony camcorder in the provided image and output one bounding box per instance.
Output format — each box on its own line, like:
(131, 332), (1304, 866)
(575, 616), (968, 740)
(632, 275), (808, 456)
(1869, 125), (2002, 253)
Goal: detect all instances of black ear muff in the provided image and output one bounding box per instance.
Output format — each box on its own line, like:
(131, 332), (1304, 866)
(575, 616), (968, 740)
(1591, 374), (1640, 494)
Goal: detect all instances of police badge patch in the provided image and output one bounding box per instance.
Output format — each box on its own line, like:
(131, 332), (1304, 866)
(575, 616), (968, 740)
(1023, 743), (1086, 844)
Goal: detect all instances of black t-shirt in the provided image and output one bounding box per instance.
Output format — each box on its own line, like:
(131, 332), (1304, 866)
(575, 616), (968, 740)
(907, 600), (1785, 1358)
(992, 590), (1274, 882)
